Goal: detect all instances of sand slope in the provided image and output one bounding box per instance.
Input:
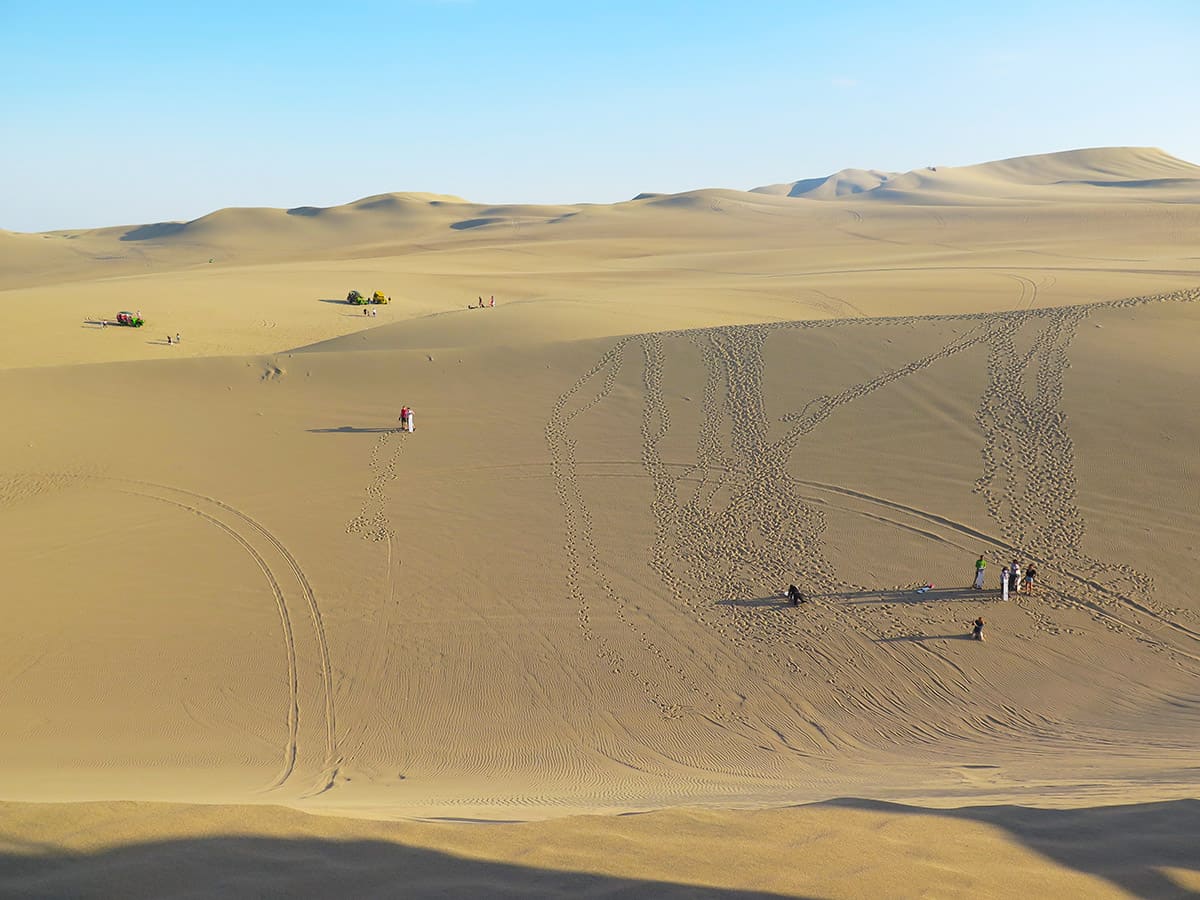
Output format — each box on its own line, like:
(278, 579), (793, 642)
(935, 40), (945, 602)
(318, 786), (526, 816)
(2, 147), (1199, 896)
(3, 798), (1198, 898)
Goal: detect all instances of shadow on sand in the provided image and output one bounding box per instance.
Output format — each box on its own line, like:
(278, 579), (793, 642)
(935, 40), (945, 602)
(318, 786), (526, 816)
(827, 587), (1001, 605)
(819, 798), (1200, 900)
(308, 426), (401, 434)
(717, 595), (798, 610)
(0, 835), (801, 899)
(874, 633), (974, 644)
(723, 588), (999, 610)
(120, 222), (188, 242)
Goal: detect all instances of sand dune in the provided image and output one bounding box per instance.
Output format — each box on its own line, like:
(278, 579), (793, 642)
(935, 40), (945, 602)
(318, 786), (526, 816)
(2, 148), (1199, 896)
(752, 146), (1200, 203)
(3, 147), (1200, 370)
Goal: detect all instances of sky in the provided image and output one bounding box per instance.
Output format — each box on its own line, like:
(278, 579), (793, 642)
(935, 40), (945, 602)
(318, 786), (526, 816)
(2, 0), (1198, 232)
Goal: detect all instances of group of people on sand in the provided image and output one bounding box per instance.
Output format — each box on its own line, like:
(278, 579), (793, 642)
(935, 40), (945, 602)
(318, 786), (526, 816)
(973, 555), (1037, 594)
(968, 554), (1039, 641)
(398, 406), (415, 433)
(471, 295), (496, 309)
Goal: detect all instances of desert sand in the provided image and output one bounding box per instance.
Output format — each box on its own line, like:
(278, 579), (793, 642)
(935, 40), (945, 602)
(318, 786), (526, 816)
(1, 147), (1199, 897)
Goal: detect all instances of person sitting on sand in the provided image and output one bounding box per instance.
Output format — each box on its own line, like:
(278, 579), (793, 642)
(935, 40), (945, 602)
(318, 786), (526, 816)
(786, 584), (805, 606)
(972, 617), (985, 641)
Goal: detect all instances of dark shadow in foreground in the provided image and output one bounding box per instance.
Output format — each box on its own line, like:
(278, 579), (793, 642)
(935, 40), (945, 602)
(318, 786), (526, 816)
(819, 798), (1200, 900)
(0, 835), (803, 900)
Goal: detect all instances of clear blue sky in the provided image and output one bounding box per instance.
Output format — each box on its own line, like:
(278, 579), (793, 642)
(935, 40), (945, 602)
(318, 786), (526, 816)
(2, 0), (1197, 232)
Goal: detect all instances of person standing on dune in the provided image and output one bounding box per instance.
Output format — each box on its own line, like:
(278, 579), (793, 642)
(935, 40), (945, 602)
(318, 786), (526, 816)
(1022, 564), (1038, 593)
(973, 555), (987, 590)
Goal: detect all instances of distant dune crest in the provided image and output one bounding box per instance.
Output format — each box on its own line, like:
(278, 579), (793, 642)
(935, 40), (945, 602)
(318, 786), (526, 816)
(751, 146), (1200, 203)
(5, 146), (1199, 242)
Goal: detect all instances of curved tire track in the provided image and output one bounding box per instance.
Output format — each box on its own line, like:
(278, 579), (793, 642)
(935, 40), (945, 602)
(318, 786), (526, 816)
(93, 476), (338, 790)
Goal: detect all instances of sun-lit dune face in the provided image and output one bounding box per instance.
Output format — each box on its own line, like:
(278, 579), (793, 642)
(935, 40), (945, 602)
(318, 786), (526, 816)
(1, 150), (1199, 865)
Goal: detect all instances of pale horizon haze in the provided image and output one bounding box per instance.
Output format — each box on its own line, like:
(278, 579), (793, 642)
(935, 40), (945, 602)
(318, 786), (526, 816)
(2, 0), (1199, 232)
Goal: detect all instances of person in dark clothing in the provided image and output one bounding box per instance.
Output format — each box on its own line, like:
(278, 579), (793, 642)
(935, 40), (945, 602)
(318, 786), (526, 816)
(1022, 565), (1037, 593)
(786, 584), (805, 606)
(972, 617), (985, 641)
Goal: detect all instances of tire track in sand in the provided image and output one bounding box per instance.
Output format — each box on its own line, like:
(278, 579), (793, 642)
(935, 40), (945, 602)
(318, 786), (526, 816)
(98, 477), (339, 791)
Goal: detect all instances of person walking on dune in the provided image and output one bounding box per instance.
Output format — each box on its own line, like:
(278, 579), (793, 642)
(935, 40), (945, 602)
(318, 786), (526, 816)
(973, 555), (987, 590)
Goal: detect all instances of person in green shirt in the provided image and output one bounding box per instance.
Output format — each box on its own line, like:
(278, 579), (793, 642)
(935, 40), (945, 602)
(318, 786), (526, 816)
(973, 555), (987, 590)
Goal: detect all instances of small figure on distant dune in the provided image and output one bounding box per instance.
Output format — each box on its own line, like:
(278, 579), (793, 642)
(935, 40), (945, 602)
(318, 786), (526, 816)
(1022, 565), (1037, 593)
(406, 407), (414, 432)
(175, 332), (181, 344)
(489, 295), (495, 308)
(364, 307), (369, 316)
(399, 406), (410, 431)
(973, 555), (987, 590)
(477, 296), (483, 308)
(1010, 560), (1022, 594)
(972, 617), (985, 641)
(100, 320), (107, 328)
(167, 335), (172, 345)
(787, 584), (805, 606)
